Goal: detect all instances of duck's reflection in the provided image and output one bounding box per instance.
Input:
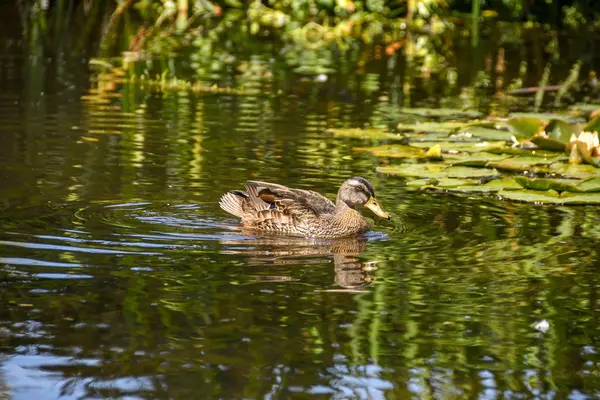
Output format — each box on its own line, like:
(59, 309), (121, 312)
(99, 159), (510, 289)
(219, 233), (378, 290)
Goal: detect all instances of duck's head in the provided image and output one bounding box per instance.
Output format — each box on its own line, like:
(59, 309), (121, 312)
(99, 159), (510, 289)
(337, 177), (391, 220)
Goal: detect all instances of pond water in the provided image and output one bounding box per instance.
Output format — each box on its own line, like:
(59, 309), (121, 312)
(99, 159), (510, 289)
(2, 14), (600, 399)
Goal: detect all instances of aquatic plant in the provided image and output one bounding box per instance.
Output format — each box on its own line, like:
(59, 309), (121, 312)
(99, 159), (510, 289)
(331, 106), (600, 204)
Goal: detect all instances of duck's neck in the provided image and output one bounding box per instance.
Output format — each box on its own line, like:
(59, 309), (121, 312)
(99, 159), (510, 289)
(333, 199), (370, 233)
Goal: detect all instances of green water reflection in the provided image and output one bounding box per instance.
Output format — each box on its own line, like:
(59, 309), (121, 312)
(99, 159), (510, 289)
(2, 18), (600, 400)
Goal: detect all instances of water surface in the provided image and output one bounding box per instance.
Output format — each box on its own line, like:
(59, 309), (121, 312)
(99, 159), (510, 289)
(2, 21), (600, 400)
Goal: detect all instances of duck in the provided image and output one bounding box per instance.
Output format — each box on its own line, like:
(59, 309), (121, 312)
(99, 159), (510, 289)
(219, 177), (391, 238)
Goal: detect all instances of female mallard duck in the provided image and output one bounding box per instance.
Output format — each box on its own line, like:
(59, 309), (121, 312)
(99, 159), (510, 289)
(219, 177), (391, 238)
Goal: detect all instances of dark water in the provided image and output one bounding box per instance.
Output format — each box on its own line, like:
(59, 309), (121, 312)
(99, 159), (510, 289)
(3, 19), (600, 400)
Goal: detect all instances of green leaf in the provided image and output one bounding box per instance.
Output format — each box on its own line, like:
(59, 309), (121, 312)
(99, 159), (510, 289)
(407, 178), (523, 193)
(409, 141), (507, 153)
(327, 128), (402, 140)
(583, 115), (600, 133)
(452, 126), (514, 141)
(377, 164), (500, 179)
(406, 178), (479, 188)
(575, 177), (600, 192)
(530, 119), (580, 151)
(353, 144), (426, 158)
(498, 189), (600, 204)
(514, 176), (582, 192)
(397, 107), (483, 119)
(396, 121), (466, 133)
(509, 112), (582, 123)
(444, 152), (511, 167)
(547, 163), (600, 179)
(498, 189), (563, 204)
(487, 156), (559, 172)
(506, 117), (545, 139)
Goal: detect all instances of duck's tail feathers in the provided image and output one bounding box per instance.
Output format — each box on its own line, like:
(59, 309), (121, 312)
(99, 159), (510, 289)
(219, 191), (247, 219)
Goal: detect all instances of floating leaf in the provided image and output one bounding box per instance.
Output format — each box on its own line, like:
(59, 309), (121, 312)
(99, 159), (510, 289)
(397, 107), (483, 119)
(452, 126), (514, 141)
(509, 112), (582, 123)
(574, 177), (600, 192)
(444, 152), (510, 167)
(485, 145), (560, 157)
(409, 178), (522, 192)
(584, 115), (600, 133)
(424, 144), (442, 160)
(405, 178), (479, 188)
(498, 189), (563, 204)
(530, 119), (581, 151)
(487, 156), (559, 172)
(514, 176), (582, 192)
(354, 144), (425, 158)
(396, 121), (466, 133)
(327, 128), (402, 140)
(409, 141), (506, 153)
(498, 189), (600, 204)
(506, 117), (545, 139)
(547, 163), (600, 179)
(377, 164), (500, 179)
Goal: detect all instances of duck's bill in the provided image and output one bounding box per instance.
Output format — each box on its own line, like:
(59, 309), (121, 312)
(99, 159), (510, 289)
(364, 197), (391, 220)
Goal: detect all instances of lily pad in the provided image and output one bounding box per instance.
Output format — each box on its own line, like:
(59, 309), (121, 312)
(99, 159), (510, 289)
(409, 141), (506, 153)
(507, 117), (546, 139)
(397, 107), (483, 119)
(583, 115), (600, 133)
(409, 178), (522, 192)
(514, 176), (582, 192)
(498, 189), (600, 204)
(530, 119), (580, 151)
(498, 189), (563, 204)
(487, 156), (560, 172)
(396, 121), (467, 133)
(406, 178), (479, 188)
(509, 112), (582, 124)
(452, 126), (514, 141)
(547, 163), (600, 179)
(327, 128), (403, 140)
(485, 146), (561, 157)
(444, 152), (511, 167)
(573, 177), (600, 192)
(377, 164), (500, 179)
(354, 144), (427, 159)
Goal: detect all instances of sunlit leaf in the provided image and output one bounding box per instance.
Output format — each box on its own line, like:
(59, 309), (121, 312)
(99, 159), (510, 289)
(514, 176), (582, 192)
(354, 144), (425, 158)
(498, 189), (600, 204)
(506, 117), (545, 139)
(396, 121), (466, 133)
(452, 126), (514, 141)
(397, 107), (483, 119)
(497, 189), (563, 204)
(583, 115), (600, 133)
(407, 177), (521, 192)
(547, 163), (600, 179)
(405, 178), (479, 188)
(487, 156), (559, 172)
(444, 152), (510, 167)
(530, 119), (580, 151)
(424, 144), (442, 160)
(409, 141), (506, 152)
(377, 164), (500, 179)
(509, 112), (582, 123)
(327, 128), (402, 140)
(575, 177), (600, 192)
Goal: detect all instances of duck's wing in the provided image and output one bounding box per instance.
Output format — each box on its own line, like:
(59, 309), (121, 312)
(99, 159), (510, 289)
(246, 181), (336, 215)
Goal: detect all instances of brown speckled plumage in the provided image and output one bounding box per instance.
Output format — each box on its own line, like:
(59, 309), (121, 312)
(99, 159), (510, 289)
(219, 177), (391, 238)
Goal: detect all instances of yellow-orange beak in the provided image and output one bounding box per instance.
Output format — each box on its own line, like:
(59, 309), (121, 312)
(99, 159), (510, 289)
(364, 196), (391, 220)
